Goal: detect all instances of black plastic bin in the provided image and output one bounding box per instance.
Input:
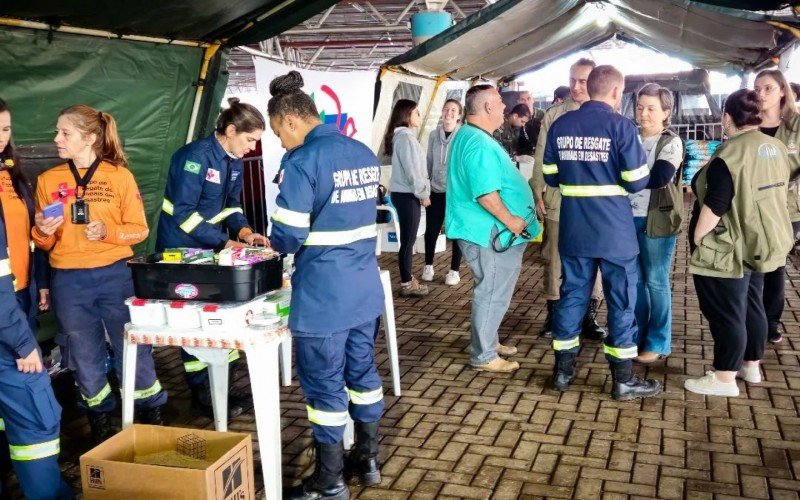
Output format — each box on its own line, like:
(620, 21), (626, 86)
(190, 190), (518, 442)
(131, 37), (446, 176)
(128, 254), (284, 302)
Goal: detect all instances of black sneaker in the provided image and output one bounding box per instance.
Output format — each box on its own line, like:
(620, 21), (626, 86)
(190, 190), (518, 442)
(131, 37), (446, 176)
(768, 326), (784, 344)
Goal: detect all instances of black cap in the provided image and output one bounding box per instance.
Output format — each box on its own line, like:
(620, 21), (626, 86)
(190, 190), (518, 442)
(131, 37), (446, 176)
(553, 86), (570, 102)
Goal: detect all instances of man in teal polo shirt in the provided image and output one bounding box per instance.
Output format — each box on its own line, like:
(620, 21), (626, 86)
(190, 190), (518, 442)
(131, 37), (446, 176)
(446, 84), (541, 373)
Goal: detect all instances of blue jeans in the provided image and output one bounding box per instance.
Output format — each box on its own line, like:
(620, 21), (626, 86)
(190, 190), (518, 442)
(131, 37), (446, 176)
(458, 237), (526, 365)
(633, 217), (677, 355)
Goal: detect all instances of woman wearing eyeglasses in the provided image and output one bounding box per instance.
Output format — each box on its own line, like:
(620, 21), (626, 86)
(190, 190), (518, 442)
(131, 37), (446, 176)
(754, 69), (800, 345)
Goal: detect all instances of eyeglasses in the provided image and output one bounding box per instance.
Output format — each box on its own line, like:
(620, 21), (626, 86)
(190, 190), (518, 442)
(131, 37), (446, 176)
(754, 85), (780, 95)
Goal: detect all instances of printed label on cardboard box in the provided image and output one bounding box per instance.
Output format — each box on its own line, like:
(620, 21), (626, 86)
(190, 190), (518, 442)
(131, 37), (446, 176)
(86, 465), (105, 490)
(214, 445), (252, 500)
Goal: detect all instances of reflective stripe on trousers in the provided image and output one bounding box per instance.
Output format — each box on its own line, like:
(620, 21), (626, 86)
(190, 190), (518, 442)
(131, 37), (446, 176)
(183, 349), (240, 373)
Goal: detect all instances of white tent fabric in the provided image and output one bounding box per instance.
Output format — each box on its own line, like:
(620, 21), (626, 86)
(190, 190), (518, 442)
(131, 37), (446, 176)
(385, 0), (784, 80)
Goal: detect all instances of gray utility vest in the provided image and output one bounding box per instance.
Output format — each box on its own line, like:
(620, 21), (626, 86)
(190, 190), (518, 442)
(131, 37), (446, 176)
(690, 129), (793, 279)
(646, 130), (684, 238)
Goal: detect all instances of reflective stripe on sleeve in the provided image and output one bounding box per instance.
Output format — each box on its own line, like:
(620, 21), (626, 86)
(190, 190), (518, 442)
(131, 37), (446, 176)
(180, 212), (205, 233)
(208, 207), (244, 225)
(604, 344), (638, 360)
(348, 386), (383, 405)
(0, 418), (5, 431)
(559, 184), (628, 197)
(82, 383), (112, 407)
(542, 163), (559, 175)
(306, 406), (349, 427)
(304, 224), (377, 246)
(553, 337), (580, 351)
(272, 207), (311, 228)
(9, 439), (60, 461)
(620, 164), (649, 182)
(162, 199), (174, 215)
(0, 258), (11, 278)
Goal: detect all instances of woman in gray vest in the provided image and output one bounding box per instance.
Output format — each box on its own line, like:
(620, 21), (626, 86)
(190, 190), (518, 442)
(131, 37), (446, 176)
(684, 89), (793, 397)
(422, 99), (463, 286)
(630, 84), (684, 364)
(753, 68), (800, 344)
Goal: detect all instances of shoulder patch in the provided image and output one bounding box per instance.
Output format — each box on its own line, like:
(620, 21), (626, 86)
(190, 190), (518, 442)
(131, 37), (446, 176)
(184, 160), (202, 174)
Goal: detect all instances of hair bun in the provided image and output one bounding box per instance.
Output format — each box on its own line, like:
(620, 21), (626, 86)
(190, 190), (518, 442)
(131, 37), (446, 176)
(227, 97), (241, 106)
(269, 71), (304, 97)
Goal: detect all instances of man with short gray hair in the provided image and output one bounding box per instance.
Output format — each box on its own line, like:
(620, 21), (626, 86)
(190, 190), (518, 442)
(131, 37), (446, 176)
(446, 84), (541, 373)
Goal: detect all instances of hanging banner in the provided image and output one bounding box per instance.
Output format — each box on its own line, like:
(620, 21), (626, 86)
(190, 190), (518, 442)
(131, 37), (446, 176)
(253, 58), (376, 229)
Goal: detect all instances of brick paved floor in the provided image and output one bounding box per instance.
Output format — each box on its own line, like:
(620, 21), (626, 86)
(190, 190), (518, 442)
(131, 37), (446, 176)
(42, 225), (800, 499)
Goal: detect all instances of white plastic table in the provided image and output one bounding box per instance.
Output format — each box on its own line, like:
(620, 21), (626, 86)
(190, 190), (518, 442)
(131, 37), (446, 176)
(122, 322), (292, 500)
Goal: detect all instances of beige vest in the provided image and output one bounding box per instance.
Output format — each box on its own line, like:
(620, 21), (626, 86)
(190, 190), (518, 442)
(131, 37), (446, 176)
(646, 130), (684, 237)
(690, 129), (793, 278)
(773, 113), (800, 222)
(530, 99), (580, 221)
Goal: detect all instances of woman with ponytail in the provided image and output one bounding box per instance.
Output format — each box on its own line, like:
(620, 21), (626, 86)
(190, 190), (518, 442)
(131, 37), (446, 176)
(155, 97), (267, 420)
(33, 104), (167, 444)
(0, 99), (73, 498)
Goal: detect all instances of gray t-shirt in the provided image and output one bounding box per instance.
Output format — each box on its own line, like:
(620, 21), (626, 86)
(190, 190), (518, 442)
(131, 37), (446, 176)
(629, 134), (683, 217)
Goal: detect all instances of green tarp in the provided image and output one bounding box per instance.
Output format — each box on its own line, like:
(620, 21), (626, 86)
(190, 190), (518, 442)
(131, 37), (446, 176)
(0, 25), (202, 252)
(1, 0), (340, 44)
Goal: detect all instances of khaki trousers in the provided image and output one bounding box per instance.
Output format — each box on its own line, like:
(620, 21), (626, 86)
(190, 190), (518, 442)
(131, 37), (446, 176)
(541, 217), (603, 302)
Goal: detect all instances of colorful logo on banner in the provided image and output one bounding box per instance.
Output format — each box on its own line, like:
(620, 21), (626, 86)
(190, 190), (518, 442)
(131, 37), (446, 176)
(312, 85), (358, 138)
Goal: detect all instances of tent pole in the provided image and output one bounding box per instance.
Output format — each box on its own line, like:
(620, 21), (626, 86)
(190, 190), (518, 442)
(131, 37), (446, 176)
(186, 44), (221, 143)
(0, 17), (205, 47)
(418, 75), (448, 140)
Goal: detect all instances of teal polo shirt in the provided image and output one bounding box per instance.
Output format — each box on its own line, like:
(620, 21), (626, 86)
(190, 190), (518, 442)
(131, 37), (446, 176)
(445, 123), (540, 248)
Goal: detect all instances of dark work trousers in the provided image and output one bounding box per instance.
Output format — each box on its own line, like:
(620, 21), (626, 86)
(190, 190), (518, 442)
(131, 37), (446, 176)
(424, 191), (462, 271)
(762, 266), (785, 331)
(693, 271), (767, 372)
(390, 192), (421, 283)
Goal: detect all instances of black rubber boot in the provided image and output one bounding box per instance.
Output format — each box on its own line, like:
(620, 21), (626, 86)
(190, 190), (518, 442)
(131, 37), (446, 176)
(284, 441), (349, 500)
(540, 300), (557, 338)
(611, 361), (662, 401)
(87, 411), (117, 444)
(138, 405), (165, 425)
(581, 299), (608, 341)
(551, 352), (576, 391)
(190, 383), (244, 420)
(344, 422), (380, 486)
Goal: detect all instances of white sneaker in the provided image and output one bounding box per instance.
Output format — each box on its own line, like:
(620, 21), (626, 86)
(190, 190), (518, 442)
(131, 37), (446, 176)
(444, 270), (460, 286)
(684, 371), (739, 397)
(736, 365), (762, 383)
(421, 265), (435, 282)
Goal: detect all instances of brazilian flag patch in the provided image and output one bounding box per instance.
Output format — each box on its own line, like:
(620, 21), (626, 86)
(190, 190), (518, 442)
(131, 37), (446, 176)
(184, 160), (201, 174)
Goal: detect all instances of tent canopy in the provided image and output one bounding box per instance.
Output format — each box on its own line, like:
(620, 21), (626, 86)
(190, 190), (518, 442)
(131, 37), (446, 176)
(0, 1), (337, 252)
(0, 0), (339, 45)
(384, 0), (800, 80)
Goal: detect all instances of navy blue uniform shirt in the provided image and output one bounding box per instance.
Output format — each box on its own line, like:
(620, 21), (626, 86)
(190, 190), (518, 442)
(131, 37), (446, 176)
(156, 134), (251, 251)
(270, 124), (384, 335)
(543, 101), (648, 258)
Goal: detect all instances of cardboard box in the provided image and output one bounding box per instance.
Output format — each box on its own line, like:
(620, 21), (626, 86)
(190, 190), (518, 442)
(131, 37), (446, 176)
(81, 425), (254, 500)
